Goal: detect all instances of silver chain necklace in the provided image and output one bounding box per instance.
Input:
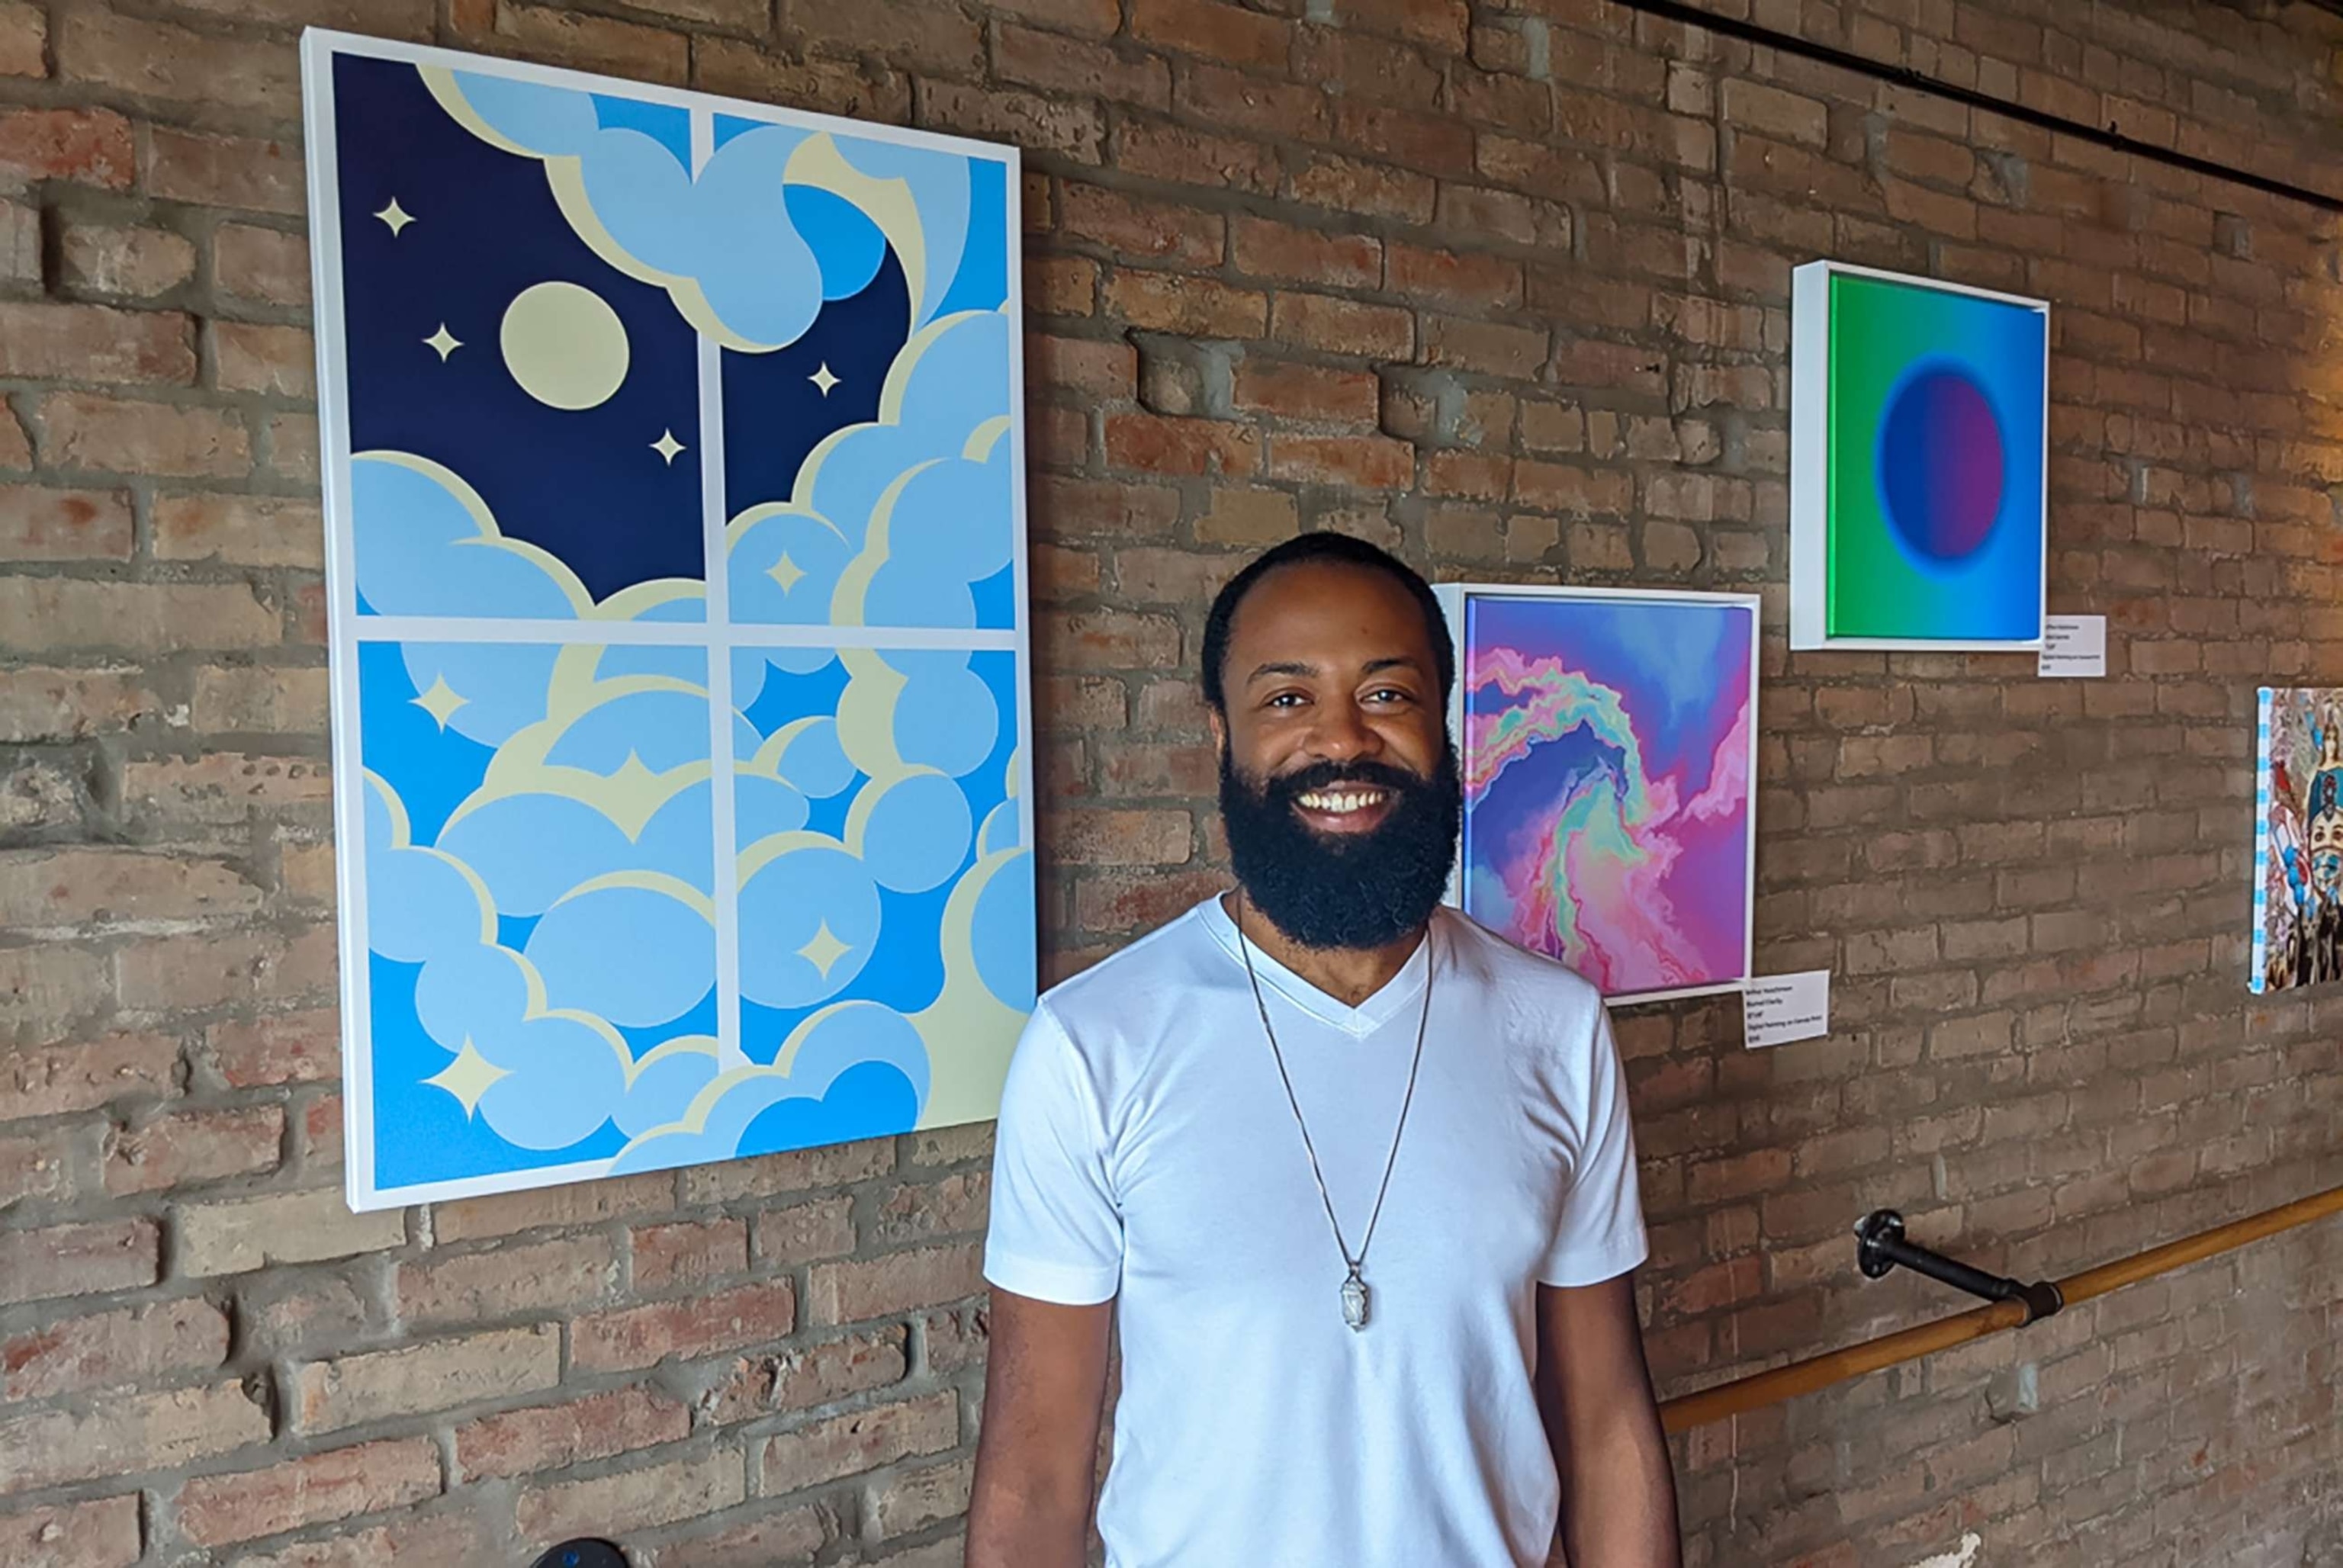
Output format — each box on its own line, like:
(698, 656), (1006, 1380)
(1235, 897), (1434, 1332)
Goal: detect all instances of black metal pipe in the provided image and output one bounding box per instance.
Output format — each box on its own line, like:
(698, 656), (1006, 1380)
(1854, 1210), (2065, 1322)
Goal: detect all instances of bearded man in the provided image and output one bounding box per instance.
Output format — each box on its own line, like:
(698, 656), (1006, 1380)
(967, 533), (1679, 1568)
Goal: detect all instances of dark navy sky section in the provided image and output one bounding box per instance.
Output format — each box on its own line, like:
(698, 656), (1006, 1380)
(334, 55), (702, 602)
(721, 255), (907, 516)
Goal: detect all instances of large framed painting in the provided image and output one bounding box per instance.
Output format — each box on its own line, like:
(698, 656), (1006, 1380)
(1435, 585), (1759, 1005)
(1790, 260), (2048, 651)
(2252, 688), (2343, 993)
(302, 31), (1034, 1210)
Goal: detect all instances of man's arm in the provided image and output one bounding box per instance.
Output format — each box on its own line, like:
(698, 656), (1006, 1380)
(966, 1288), (1114, 1568)
(1535, 1274), (1681, 1568)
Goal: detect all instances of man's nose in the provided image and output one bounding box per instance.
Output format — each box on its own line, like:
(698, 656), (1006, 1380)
(1307, 700), (1381, 763)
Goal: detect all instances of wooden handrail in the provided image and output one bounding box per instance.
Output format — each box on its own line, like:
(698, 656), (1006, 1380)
(1657, 1180), (2343, 1435)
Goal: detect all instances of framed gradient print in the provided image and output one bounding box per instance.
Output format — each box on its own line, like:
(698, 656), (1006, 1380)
(1435, 585), (1759, 1006)
(1790, 261), (2049, 650)
(302, 32), (1034, 1210)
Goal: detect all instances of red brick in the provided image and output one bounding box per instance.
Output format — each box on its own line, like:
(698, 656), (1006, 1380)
(1287, 151), (1438, 223)
(1113, 119), (1279, 194)
(176, 1437), (440, 1547)
(0, 485), (133, 561)
(212, 321), (316, 398)
(1046, 808), (1191, 866)
(124, 752), (330, 824)
(0, 847), (259, 927)
(1229, 215), (1381, 289)
(58, 8), (297, 114)
(0, 1496), (140, 1568)
(0, 2), (41, 79)
(570, 1279), (797, 1371)
(0, 108), (133, 189)
(103, 1105), (283, 1194)
(1104, 412), (1260, 477)
(0, 1126), (71, 1207)
(1268, 292), (1414, 358)
(1103, 272), (1266, 338)
(805, 1242), (985, 1324)
(394, 1234), (619, 1324)
(921, 80), (1103, 162)
(35, 392), (249, 477)
(1231, 360), (1381, 424)
(291, 1325), (561, 1434)
(0, 302), (194, 384)
(1129, 0), (1290, 71)
(143, 129), (303, 214)
(214, 223), (311, 307)
(760, 1390), (959, 1493)
(454, 1383), (689, 1482)
(0, 1382), (267, 1495)
(179, 1187), (401, 1277)
(676, 1139), (892, 1205)
(650, 1506), (829, 1568)
(753, 1194), (860, 1264)
(1267, 433), (1415, 490)
(58, 223), (196, 299)
(1386, 242), (1525, 310)
(995, 24), (1168, 111)
(1028, 333), (1135, 400)
(1060, 184), (1224, 266)
(870, 1457), (972, 1537)
(693, 39), (909, 123)
(703, 1326), (909, 1423)
(631, 1217), (748, 1289)
(210, 1008), (337, 1088)
(114, 924), (338, 1013)
(0, 1218), (157, 1306)
(514, 1450), (744, 1546)
(1175, 63), (1327, 140)
(229, 1511), (497, 1568)
(870, 1173), (992, 1245)
(2, 1296), (227, 1401)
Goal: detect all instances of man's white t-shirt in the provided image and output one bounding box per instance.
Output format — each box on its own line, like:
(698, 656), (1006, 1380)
(983, 896), (1648, 1568)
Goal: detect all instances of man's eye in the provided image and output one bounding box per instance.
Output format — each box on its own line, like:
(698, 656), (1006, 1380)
(1267, 692), (1306, 708)
(1365, 688), (1410, 705)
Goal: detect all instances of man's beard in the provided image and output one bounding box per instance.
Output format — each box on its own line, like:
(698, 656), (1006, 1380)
(1220, 744), (1462, 951)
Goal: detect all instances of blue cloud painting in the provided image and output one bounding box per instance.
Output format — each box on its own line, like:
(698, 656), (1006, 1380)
(310, 37), (1033, 1208)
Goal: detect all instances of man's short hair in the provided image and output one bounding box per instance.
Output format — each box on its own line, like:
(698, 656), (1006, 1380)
(1199, 532), (1455, 717)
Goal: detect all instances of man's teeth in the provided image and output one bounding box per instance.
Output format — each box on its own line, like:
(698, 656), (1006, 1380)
(1298, 789), (1388, 815)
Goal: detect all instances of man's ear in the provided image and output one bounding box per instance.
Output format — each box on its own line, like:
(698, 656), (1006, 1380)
(1207, 705), (1226, 763)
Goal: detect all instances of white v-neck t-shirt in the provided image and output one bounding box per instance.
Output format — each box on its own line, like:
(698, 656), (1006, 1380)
(983, 898), (1648, 1568)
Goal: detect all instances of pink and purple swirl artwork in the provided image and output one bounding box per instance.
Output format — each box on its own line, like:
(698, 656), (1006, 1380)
(1458, 590), (1757, 1002)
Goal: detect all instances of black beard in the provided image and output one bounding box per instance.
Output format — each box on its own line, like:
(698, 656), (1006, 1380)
(1220, 745), (1461, 952)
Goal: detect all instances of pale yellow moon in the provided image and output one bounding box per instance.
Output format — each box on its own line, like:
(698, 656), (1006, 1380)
(500, 281), (630, 410)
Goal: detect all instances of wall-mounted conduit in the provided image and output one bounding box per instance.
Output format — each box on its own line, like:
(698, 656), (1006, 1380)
(1615, 0), (2343, 216)
(1657, 1180), (2343, 1433)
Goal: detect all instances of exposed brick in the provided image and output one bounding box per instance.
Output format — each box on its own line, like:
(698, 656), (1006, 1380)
(35, 392), (250, 477)
(0, 1217), (157, 1306)
(394, 1234), (619, 1324)
(455, 1383), (690, 1482)
(103, 1104), (283, 1194)
(179, 1187), (404, 1277)
(651, 1506), (828, 1568)
(0, 1496), (140, 1568)
(0, 302), (194, 384)
(291, 1325), (561, 1434)
(175, 1437), (441, 1547)
(806, 1242), (985, 1325)
(0, 485), (133, 561)
(214, 223), (311, 307)
(515, 1449), (745, 1546)
(760, 1390), (959, 1493)
(2, 1296), (228, 1400)
(570, 1279), (797, 1371)
(209, 1008), (336, 1088)
(703, 1326), (909, 1423)
(0, 108), (134, 189)
(0, 1382), (267, 1495)
(144, 130), (303, 215)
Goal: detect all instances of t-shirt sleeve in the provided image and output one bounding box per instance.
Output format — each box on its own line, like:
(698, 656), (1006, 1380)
(1540, 1006), (1650, 1287)
(982, 1001), (1124, 1306)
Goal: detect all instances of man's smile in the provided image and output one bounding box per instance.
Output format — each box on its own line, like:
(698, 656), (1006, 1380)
(1292, 782), (1399, 834)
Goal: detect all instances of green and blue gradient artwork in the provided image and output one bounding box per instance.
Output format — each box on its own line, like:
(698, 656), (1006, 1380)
(1790, 261), (2049, 649)
(303, 33), (1033, 1210)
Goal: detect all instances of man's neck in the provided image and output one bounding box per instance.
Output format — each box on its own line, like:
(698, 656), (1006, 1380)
(1222, 889), (1428, 1009)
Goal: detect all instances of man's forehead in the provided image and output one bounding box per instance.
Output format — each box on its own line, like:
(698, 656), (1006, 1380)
(1227, 562), (1434, 656)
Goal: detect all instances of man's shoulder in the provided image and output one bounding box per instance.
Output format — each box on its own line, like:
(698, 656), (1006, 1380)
(1436, 908), (1606, 1021)
(1038, 897), (1224, 1033)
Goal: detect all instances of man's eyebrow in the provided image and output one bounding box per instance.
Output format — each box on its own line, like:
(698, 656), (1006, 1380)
(1362, 657), (1425, 675)
(1245, 660), (1318, 684)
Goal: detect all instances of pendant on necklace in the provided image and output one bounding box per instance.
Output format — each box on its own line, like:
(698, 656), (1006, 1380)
(1341, 1267), (1370, 1332)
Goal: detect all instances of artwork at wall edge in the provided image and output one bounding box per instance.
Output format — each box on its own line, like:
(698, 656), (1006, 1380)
(301, 30), (1036, 1210)
(1790, 259), (2049, 651)
(2252, 686), (2343, 994)
(1435, 584), (1760, 1007)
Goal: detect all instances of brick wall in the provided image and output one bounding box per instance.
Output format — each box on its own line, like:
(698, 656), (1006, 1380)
(2, 0), (2341, 1563)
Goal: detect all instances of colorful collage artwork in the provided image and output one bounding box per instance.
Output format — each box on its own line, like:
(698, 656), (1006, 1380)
(2252, 688), (2343, 994)
(1441, 587), (1760, 1005)
(303, 34), (1034, 1209)
(1790, 261), (2049, 651)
